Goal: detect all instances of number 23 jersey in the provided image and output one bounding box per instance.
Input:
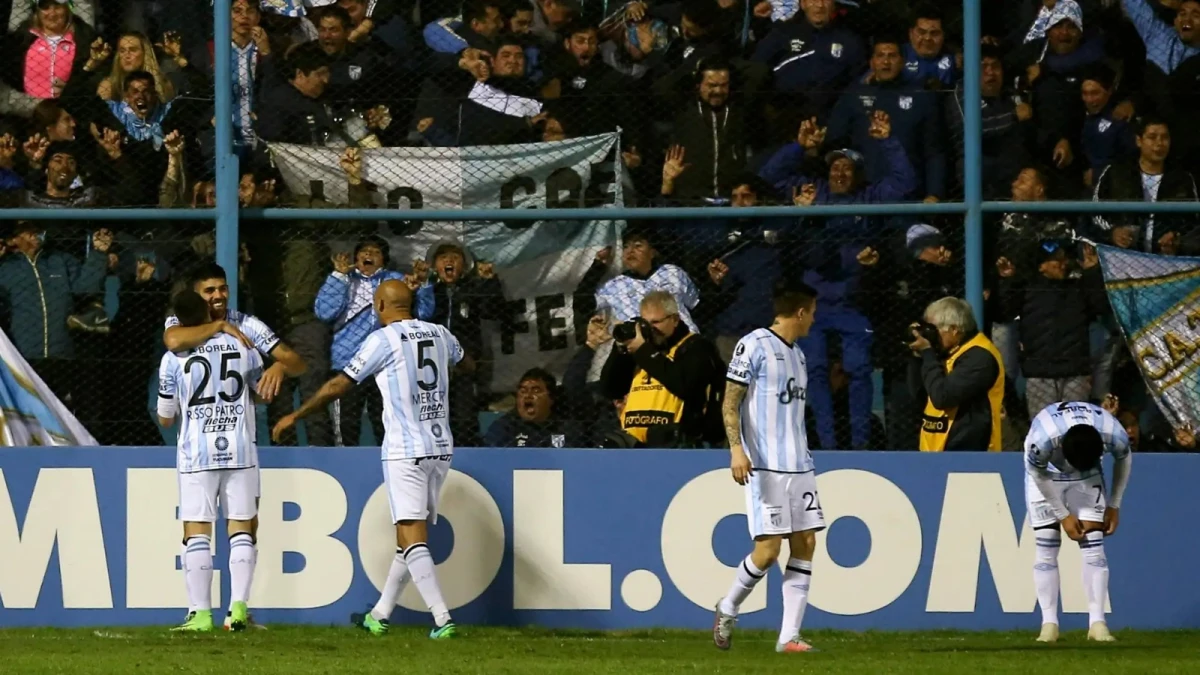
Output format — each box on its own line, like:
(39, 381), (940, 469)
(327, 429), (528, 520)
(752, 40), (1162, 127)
(344, 319), (464, 460)
(726, 328), (813, 473)
(158, 333), (264, 473)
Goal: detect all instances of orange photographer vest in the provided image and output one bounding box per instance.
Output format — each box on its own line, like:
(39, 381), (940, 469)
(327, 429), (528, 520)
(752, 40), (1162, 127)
(621, 333), (695, 442)
(919, 333), (1005, 452)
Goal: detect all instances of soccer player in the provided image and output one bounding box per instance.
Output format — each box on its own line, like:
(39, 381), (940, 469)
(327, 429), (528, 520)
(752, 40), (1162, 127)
(158, 290), (265, 632)
(164, 262), (306, 628)
(1025, 400), (1132, 644)
(715, 282), (824, 653)
(272, 280), (467, 639)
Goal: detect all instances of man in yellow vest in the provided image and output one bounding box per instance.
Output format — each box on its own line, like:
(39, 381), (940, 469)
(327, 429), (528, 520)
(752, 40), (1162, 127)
(907, 297), (1005, 451)
(600, 291), (725, 447)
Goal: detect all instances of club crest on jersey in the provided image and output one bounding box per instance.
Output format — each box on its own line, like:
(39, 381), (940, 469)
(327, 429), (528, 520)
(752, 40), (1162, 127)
(939, 55), (952, 70)
(899, 96), (913, 110)
(1098, 119), (1112, 133)
(859, 95), (875, 107)
(906, 61), (919, 72)
(790, 39), (805, 52)
(571, 76), (587, 89)
(551, 434), (566, 448)
(831, 43), (843, 58)
(348, 65), (362, 81)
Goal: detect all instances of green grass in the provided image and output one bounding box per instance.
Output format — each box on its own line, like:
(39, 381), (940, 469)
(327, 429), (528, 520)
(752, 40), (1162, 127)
(2, 626), (1199, 674)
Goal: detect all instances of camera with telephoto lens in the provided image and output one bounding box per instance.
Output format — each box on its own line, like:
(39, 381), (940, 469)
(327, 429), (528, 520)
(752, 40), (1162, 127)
(613, 317), (652, 343)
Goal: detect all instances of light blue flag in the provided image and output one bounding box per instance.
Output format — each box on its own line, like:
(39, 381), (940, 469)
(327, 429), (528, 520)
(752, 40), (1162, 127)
(0, 329), (97, 446)
(1098, 245), (1200, 428)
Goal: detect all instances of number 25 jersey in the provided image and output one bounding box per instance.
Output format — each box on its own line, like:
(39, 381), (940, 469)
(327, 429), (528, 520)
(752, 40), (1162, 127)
(158, 333), (264, 473)
(344, 319), (464, 460)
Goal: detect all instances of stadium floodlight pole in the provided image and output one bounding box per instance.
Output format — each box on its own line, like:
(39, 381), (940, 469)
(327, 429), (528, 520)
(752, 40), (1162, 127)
(213, 0), (241, 311)
(962, 0), (984, 329)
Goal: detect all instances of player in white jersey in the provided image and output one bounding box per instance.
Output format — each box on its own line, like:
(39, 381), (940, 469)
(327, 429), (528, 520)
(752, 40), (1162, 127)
(273, 280), (467, 640)
(164, 262), (307, 629)
(157, 290), (264, 632)
(714, 282), (824, 654)
(1024, 398), (1132, 644)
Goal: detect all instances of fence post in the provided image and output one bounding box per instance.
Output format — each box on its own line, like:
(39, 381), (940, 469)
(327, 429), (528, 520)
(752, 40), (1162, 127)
(962, 0), (984, 328)
(213, 0), (240, 310)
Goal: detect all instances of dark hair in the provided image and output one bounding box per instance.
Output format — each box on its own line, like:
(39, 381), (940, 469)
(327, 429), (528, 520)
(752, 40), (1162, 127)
(123, 70), (155, 92)
(44, 140), (77, 162)
(773, 281), (818, 317)
(495, 34), (526, 52)
(288, 41), (331, 78)
(695, 56), (733, 85)
(1135, 115), (1170, 137)
(314, 4), (353, 28)
(1080, 63), (1116, 91)
(518, 367), (558, 398)
(503, 0), (534, 18)
(911, 2), (944, 26)
(173, 290), (211, 327)
(187, 262), (228, 290)
(729, 172), (773, 201)
(30, 99), (68, 135)
(872, 34), (905, 53)
(463, 0), (501, 26)
(681, 0), (722, 31)
(354, 236), (391, 265)
(980, 43), (1005, 63)
(562, 20), (599, 40)
(1062, 424), (1104, 472)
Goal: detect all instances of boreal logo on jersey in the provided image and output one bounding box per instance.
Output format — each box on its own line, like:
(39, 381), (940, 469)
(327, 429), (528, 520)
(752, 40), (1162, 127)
(778, 377), (804, 405)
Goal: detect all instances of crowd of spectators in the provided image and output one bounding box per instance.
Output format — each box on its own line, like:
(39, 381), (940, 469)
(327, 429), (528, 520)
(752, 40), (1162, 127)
(1, 0), (1199, 450)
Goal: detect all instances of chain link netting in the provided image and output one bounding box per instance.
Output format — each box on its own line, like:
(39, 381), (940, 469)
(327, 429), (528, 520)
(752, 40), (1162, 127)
(1, 0), (1198, 450)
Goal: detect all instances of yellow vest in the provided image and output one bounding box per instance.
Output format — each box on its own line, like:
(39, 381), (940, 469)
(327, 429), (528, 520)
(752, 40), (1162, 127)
(621, 334), (694, 442)
(919, 332), (1005, 452)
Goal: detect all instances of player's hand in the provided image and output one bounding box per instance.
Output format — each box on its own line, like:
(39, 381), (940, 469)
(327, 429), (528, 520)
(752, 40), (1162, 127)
(730, 447), (752, 485)
(220, 321), (254, 350)
(272, 413), (297, 443)
(1103, 507), (1119, 536)
(257, 362), (286, 403)
(1061, 514), (1085, 541)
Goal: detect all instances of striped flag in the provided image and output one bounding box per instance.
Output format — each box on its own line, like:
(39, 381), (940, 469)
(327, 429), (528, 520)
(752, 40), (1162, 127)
(0, 328), (97, 446)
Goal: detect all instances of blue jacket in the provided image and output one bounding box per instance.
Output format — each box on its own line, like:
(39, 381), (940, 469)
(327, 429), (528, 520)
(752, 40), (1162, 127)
(0, 249), (107, 360)
(759, 137), (916, 306)
(827, 76), (946, 198)
(751, 19), (866, 112)
(314, 268), (435, 370)
(899, 43), (957, 88)
(1082, 105), (1136, 175)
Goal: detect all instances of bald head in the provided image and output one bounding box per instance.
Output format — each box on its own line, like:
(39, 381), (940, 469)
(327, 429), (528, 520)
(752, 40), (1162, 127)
(374, 280), (414, 323)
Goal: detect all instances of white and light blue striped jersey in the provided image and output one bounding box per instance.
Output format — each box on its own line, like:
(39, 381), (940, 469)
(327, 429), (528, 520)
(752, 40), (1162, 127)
(726, 328), (813, 473)
(158, 334), (264, 473)
(165, 309), (281, 358)
(1025, 401), (1131, 481)
(343, 319), (464, 460)
(595, 264), (700, 332)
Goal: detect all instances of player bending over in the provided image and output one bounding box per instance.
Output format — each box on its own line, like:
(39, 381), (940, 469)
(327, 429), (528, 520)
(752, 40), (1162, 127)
(158, 290), (265, 632)
(1025, 399), (1132, 643)
(273, 280), (469, 639)
(715, 282), (824, 653)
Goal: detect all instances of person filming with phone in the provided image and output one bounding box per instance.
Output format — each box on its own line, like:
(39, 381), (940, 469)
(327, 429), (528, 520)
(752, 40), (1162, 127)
(907, 297), (1005, 452)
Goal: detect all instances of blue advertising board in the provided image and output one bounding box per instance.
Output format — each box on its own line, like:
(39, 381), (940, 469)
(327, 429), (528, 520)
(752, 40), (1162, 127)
(0, 449), (1193, 630)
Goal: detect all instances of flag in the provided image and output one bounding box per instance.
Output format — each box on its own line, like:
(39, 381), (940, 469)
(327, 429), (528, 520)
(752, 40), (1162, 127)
(0, 328), (97, 446)
(1097, 245), (1200, 428)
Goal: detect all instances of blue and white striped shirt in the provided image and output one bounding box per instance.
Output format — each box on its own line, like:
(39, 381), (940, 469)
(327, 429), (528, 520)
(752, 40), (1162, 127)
(595, 265), (700, 332)
(164, 309), (281, 359)
(343, 320), (464, 460)
(1025, 401), (1131, 481)
(158, 334), (264, 473)
(727, 328), (813, 473)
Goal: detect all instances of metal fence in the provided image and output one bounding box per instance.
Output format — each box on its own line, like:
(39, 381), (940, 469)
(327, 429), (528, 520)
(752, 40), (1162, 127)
(1, 0), (1196, 451)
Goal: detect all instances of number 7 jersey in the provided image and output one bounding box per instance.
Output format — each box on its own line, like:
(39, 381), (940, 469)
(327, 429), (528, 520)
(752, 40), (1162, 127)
(343, 319), (464, 459)
(158, 333), (265, 473)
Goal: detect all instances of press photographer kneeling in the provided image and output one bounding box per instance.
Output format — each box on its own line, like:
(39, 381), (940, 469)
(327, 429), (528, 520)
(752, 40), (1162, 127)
(600, 291), (725, 447)
(908, 297), (1005, 451)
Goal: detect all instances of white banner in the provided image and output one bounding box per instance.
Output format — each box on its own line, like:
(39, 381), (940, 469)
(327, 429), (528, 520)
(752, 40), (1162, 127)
(0, 329), (97, 446)
(268, 135), (624, 393)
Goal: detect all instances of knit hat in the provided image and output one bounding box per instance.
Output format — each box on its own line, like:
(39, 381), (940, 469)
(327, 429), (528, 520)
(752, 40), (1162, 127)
(906, 223), (944, 258)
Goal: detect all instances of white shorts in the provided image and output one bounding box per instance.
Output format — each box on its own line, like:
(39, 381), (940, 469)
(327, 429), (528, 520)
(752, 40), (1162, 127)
(1025, 472), (1106, 529)
(383, 456), (451, 524)
(178, 468), (259, 523)
(746, 470), (826, 538)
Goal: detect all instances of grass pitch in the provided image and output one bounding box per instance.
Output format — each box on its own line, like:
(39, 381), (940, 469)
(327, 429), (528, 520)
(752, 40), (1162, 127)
(2, 626), (1198, 674)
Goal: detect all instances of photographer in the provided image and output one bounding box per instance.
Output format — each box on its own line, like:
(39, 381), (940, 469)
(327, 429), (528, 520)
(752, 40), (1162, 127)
(600, 290), (725, 448)
(907, 297), (1005, 452)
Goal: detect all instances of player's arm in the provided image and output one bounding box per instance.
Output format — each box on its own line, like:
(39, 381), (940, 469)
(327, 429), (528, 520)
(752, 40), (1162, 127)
(1108, 442), (1133, 511)
(271, 373), (355, 442)
(164, 320), (252, 352)
(156, 357), (180, 428)
(723, 381), (752, 485)
(1024, 441), (1076, 533)
(267, 341), (308, 377)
